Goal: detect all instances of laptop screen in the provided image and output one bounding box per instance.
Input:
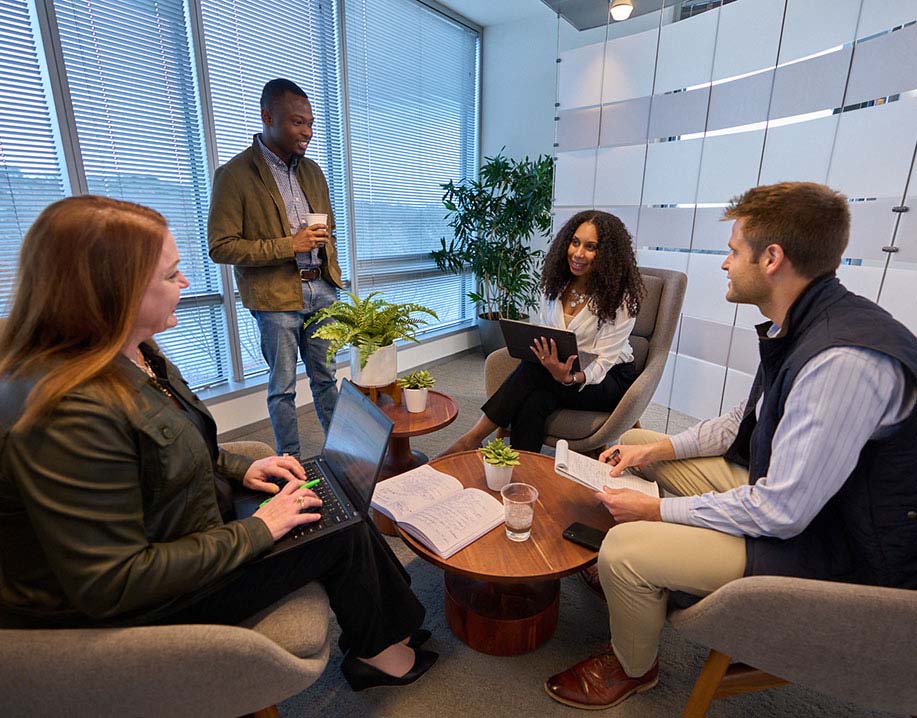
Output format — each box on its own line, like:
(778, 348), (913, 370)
(322, 379), (394, 511)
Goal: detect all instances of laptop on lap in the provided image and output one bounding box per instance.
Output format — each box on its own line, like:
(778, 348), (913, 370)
(233, 378), (393, 559)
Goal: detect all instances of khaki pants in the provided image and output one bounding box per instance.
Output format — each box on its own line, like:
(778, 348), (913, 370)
(597, 429), (748, 676)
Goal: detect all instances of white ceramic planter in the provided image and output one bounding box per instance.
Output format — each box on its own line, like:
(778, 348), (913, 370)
(483, 461), (514, 492)
(403, 387), (429, 413)
(350, 343), (397, 387)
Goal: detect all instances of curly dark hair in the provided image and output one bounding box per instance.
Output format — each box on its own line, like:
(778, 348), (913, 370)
(540, 210), (643, 324)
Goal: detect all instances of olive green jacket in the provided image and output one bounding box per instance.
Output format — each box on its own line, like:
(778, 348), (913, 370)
(0, 347), (274, 625)
(207, 134), (344, 311)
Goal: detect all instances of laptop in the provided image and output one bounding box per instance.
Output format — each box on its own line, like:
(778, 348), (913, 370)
(498, 318), (596, 373)
(233, 378), (394, 559)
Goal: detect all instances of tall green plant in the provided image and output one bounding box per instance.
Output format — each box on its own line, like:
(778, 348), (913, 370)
(432, 152), (554, 320)
(305, 292), (438, 368)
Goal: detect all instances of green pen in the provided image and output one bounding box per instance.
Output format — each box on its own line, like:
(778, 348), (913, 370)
(259, 479), (321, 507)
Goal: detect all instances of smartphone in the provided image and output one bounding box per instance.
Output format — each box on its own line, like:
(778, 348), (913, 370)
(562, 522), (607, 551)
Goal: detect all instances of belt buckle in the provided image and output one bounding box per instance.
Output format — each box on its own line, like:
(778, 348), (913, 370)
(299, 268), (319, 282)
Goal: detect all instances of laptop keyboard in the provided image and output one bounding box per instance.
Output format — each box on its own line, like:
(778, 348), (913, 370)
(289, 462), (351, 539)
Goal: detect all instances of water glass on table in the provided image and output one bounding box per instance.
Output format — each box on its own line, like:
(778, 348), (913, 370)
(500, 482), (538, 542)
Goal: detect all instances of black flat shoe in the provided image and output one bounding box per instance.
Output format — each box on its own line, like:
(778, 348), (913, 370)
(341, 648), (438, 692)
(407, 628), (432, 649)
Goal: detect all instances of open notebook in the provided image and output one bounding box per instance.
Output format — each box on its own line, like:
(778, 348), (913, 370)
(554, 440), (659, 497)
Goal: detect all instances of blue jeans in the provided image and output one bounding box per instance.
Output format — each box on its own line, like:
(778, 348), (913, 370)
(252, 278), (339, 456)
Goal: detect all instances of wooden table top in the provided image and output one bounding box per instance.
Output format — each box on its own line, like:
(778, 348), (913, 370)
(378, 390), (459, 439)
(398, 450), (616, 583)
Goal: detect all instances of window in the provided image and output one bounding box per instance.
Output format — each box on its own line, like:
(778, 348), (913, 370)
(53, 0), (225, 387)
(0, 0), (68, 315)
(343, 0), (479, 328)
(198, 0), (348, 378)
(1, 0), (481, 393)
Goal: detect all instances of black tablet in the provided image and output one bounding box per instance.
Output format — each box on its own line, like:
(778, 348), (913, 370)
(498, 318), (593, 372)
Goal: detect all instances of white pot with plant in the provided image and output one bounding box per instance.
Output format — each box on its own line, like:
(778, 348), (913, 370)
(479, 437), (521, 492)
(398, 370), (436, 413)
(305, 292), (438, 387)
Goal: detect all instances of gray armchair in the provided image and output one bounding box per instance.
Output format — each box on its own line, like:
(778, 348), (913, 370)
(484, 267), (687, 454)
(0, 441), (332, 718)
(670, 575), (917, 717)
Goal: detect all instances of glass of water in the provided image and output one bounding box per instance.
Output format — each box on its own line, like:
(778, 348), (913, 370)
(500, 482), (539, 542)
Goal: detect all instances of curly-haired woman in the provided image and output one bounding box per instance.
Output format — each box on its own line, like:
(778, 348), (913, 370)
(444, 210), (644, 454)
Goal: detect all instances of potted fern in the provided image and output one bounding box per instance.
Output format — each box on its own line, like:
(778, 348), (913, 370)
(479, 437), (521, 491)
(398, 369), (436, 413)
(305, 292), (438, 387)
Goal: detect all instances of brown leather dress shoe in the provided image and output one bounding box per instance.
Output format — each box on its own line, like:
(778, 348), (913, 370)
(544, 648), (659, 710)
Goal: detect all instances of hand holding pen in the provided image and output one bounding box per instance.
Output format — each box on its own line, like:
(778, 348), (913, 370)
(598, 438), (677, 477)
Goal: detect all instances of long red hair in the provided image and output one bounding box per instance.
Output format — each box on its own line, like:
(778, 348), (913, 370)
(0, 195), (167, 429)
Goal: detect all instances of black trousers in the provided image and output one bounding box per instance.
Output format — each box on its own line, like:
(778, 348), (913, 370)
(482, 360), (638, 452)
(143, 520), (424, 659)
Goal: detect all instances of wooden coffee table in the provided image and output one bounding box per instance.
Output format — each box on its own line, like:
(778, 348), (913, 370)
(397, 450), (615, 656)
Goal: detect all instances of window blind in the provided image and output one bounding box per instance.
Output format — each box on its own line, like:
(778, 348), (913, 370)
(52, 0), (227, 387)
(343, 0), (480, 331)
(198, 0), (350, 377)
(0, 0), (68, 315)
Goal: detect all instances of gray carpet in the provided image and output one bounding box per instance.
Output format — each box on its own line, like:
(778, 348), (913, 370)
(219, 351), (891, 718)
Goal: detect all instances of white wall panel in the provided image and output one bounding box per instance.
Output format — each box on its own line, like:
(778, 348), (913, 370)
(759, 115), (838, 185)
(601, 28), (659, 103)
(893, 193), (917, 263)
(722, 368), (755, 413)
(682, 252), (732, 323)
(837, 263), (885, 304)
(597, 205), (641, 237)
(637, 207), (695, 249)
(559, 43), (604, 109)
(769, 48), (851, 119)
(735, 302), (766, 329)
(856, 0), (917, 40)
(637, 248), (690, 273)
(552, 207), (586, 238)
(670, 354), (727, 420)
(593, 144), (646, 206)
(846, 23), (917, 105)
(654, 9), (718, 94)
(827, 98), (917, 199)
(847, 199), (902, 261)
(643, 139), (703, 205)
(692, 207), (733, 252)
(651, 351), (677, 406)
(778, 0), (861, 64)
(877, 267), (917, 334)
(712, 0), (783, 81)
(554, 149), (597, 206)
(726, 326), (760, 376)
(696, 131), (766, 204)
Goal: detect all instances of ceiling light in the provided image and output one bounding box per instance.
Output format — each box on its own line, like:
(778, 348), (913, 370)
(609, 0), (634, 21)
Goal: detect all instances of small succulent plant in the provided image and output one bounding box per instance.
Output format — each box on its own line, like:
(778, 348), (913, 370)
(398, 369), (436, 390)
(478, 437), (521, 467)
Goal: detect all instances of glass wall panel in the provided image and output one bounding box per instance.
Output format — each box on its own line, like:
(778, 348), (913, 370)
(553, 0), (917, 430)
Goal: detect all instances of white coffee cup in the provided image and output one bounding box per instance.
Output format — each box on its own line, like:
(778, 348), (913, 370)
(302, 212), (327, 227)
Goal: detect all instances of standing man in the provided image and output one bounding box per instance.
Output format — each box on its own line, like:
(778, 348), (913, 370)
(209, 78), (343, 457)
(544, 181), (917, 710)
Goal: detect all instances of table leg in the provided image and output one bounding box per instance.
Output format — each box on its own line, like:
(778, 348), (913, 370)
(443, 573), (560, 656)
(379, 437), (427, 479)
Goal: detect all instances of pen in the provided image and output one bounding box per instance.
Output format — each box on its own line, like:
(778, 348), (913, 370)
(258, 479), (321, 507)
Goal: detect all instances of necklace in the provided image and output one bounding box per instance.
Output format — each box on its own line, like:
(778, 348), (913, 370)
(132, 353), (175, 400)
(566, 286), (589, 310)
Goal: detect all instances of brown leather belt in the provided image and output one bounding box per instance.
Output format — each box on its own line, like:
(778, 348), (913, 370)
(299, 268), (321, 281)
